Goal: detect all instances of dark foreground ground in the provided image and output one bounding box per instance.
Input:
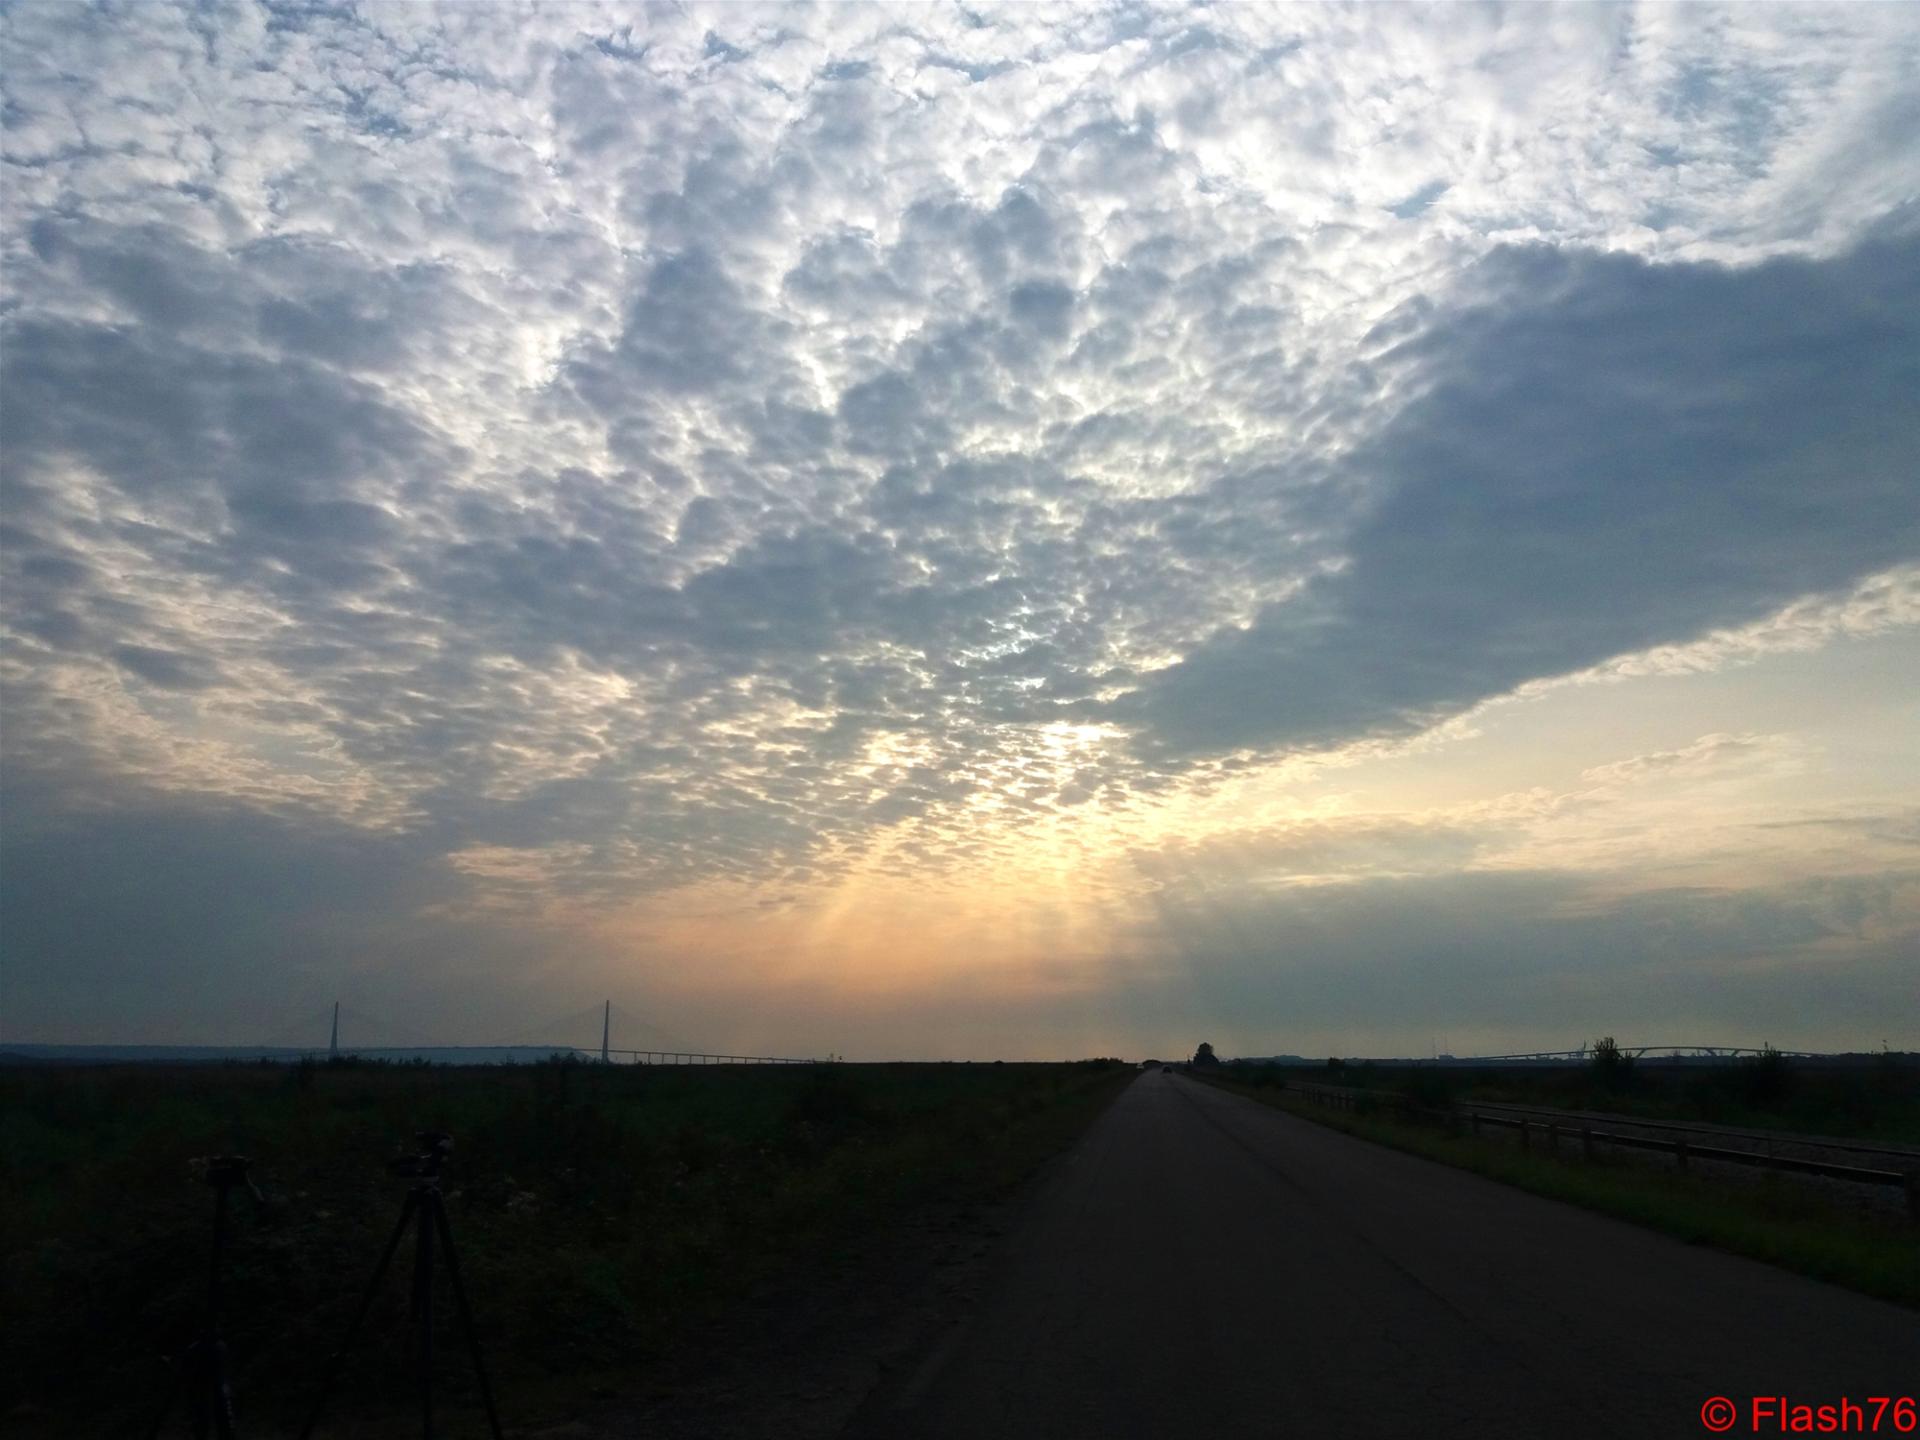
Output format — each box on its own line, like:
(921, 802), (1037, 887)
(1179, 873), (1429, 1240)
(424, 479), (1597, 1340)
(847, 1072), (1917, 1440)
(9, 1063), (1912, 1438)
(0, 1058), (1129, 1437)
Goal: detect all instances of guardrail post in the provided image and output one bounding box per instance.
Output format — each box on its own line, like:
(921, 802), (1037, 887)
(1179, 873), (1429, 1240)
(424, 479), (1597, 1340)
(1906, 1171), (1919, 1225)
(1547, 1122), (1559, 1155)
(1674, 1137), (1688, 1171)
(1519, 1119), (1530, 1152)
(1469, 1113), (1480, 1137)
(1581, 1127), (1594, 1162)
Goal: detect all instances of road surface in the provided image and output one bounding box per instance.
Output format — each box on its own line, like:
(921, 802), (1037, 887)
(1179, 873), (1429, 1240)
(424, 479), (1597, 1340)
(848, 1071), (1916, 1439)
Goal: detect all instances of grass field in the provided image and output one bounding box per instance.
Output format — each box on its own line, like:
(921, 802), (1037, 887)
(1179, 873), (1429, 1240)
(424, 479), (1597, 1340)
(1271, 1052), (1920, 1143)
(0, 1057), (1130, 1436)
(1195, 1071), (1920, 1310)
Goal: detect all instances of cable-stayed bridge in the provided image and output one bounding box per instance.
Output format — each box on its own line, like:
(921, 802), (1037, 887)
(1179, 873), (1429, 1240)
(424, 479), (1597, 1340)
(0, 999), (829, 1066)
(252, 998), (827, 1065)
(526, 1000), (821, 1065)
(1412, 1044), (1831, 1063)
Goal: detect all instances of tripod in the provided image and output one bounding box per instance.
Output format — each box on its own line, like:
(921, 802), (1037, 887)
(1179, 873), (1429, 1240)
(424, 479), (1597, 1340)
(150, 1155), (261, 1439)
(300, 1132), (502, 1440)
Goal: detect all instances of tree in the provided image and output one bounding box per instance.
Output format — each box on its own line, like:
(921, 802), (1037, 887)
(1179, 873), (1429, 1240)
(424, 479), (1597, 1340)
(1744, 1043), (1792, 1107)
(1590, 1036), (1633, 1089)
(1192, 1042), (1220, 1068)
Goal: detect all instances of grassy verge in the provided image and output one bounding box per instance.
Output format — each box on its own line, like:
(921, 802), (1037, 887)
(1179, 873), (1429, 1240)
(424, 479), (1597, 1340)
(1264, 1056), (1920, 1144)
(1, 1058), (1132, 1436)
(1195, 1074), (1920, 1310)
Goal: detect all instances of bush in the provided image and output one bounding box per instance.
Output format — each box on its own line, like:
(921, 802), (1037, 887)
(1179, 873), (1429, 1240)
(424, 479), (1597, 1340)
(1743, 1045), (1794, 1108)
(1398, 1067), (1455, 1112)
(1589, 1036), (1634, 1091)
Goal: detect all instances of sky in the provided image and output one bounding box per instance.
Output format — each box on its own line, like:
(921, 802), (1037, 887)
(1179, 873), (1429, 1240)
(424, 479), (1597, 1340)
(2, 1), (1916, 1061)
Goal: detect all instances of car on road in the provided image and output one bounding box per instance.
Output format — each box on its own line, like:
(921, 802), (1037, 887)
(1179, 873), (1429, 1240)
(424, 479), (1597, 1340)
(1161, 1066), (1171, 1073)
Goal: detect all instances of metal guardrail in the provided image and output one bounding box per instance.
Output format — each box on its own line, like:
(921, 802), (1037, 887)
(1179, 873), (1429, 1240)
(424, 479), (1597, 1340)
(603, 1049), (818, 1065)
(1461, 1111), (1908, 1184)
(1268, 1080), (1920, 1221)
(1461, 1099), (1920, 1163)
(1277, 1082), (1920, 1159)
(1447, 1045), (1829, 1061)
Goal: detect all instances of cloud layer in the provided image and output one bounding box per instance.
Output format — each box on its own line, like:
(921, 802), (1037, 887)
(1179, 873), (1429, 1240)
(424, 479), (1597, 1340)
(3, 2), (1917, 1048)
(1126, 230), (1920, 756)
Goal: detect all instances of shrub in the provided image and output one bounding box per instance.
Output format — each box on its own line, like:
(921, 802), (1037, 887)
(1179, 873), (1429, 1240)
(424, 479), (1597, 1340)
(1743, 1044), (1794, 1108)
(1589, 1036), (1634, 1091)
(1398, 1067), (1455, 1112)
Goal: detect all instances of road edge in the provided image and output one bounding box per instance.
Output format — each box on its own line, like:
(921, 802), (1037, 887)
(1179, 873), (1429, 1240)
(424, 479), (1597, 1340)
(1190, 1073), (1920, 1310)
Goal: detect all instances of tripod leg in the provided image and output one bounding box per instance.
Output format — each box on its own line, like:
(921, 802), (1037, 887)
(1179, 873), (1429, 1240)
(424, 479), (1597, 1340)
(414, 1189), (434, 1440)
(146, 1355), (187, 1440)
(299, 1189), (419, 1440)
(429, 1196), (505, 1440)
(152, 1180), (235, 1440)
(186, 1340), (213, 1440)
(211, 1338), (238, 1440)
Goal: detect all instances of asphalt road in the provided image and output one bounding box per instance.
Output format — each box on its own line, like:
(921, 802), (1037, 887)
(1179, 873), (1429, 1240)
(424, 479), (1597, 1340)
(848, 1071), (1917, 1439)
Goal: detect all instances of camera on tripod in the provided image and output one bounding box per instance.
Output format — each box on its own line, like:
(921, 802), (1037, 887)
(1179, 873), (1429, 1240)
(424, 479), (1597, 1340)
(304, 1128), (501, 1439)
(152, 1157), (264, 1438)
(385, 1131), (452, 1180)
(200, 1154), (261, 1195)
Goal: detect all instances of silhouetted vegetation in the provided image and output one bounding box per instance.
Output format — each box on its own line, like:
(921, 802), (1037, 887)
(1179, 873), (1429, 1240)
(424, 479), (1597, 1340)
(1226, 1063), (1290, 1091)
(1192, 1042), (1220, 1068)
(1589, 1036), (1634, 1091)
(0, 1058), (1130, 1436)
(1396, 1065), (1458, 1111)
(1244, 1053), (1920, 1144)
(1742, 1044), (1794, 1108)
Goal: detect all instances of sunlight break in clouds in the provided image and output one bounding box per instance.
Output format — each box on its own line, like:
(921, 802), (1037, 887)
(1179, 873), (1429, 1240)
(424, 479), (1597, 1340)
(2, 2), (1916, 1057)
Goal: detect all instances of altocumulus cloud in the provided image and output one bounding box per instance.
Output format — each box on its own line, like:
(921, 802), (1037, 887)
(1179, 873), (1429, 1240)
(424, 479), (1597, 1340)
(1123, 227), (1920, 758)
(2, 2), (1918, 1043)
